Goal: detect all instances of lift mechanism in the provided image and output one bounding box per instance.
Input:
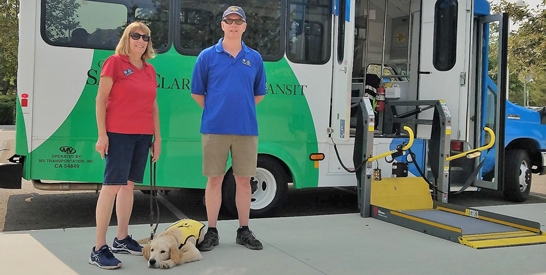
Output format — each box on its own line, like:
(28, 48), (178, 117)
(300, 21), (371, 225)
(354, 98), (546, 249)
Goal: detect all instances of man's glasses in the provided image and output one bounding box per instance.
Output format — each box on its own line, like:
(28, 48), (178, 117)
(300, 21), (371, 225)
(223, 18), (246, 25)
(129, 33), (150, 42)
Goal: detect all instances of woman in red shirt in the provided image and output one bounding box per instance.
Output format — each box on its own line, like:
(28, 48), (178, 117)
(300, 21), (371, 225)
(90, 21), (161, 269)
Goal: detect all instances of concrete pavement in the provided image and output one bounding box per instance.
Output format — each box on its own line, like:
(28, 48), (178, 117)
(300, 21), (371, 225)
(1, 203), (546, 275)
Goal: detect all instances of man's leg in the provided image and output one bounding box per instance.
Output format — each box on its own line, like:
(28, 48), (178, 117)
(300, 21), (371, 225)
(205, 176), (224, 228)
(232, 135), (262, 250)
(234, 175), (263, 250)
(198, 176), (223, 251)
(234, 176), (251, 226)
(198, 134), (230, 251)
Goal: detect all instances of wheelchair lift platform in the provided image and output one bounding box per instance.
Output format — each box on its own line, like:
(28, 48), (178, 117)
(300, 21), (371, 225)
(370, 177), (546, 249)
(354, 99), (546, 249)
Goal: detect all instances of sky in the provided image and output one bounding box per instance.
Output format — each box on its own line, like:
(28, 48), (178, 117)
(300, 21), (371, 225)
(521, 0), (543, 8)
(490, 0), (543, 7)
(490, 0), (544, 29)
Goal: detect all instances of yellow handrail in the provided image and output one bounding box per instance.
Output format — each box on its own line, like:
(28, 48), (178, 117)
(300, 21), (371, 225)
(368, 126), (414, 162)
(445, 127), (495, 161)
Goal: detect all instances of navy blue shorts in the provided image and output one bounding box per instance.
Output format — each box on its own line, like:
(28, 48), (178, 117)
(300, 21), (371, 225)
(104, 132), (153, 185)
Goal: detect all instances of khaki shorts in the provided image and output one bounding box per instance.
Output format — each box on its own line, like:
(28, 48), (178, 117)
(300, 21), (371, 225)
(202, 134), (258, 177)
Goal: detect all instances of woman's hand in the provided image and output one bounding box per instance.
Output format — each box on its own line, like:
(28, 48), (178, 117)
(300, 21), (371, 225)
(151, 140), (161, 162)
(95, 135), (109, 159)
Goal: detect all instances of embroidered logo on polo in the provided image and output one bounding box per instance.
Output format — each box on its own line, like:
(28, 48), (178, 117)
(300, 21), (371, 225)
(123, 68), (134, 76)
(242, 59), (251, 67)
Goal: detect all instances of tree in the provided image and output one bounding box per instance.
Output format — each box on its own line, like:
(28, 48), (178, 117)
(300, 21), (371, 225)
(0, 0), (19, 95)
(492, 0), (546, 106)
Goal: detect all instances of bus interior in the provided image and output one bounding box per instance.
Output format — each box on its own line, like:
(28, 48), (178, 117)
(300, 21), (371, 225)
(350, 0), (416, 136)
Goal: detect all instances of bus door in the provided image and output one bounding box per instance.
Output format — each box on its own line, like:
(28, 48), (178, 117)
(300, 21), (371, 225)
(330, 0), (355, 143)
(473, 13), (508, 190)
(417, 0), (471, 141)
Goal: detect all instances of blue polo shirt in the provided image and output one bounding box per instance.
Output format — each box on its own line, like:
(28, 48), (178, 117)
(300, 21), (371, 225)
(191, 38), (267, 136)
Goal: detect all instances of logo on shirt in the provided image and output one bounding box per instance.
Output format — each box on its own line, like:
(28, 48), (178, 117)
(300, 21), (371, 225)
(242, 59), (251, 67)
(123, 68), (134, 76)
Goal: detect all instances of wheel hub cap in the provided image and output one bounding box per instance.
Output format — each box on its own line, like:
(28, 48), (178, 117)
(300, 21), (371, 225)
(250, 168), (277, 210)
(519, 162), (530, 192)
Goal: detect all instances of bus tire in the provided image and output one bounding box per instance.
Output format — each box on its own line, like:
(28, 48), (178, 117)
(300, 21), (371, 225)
(503, 149), (531, 202)
(222, 156), (288, 218)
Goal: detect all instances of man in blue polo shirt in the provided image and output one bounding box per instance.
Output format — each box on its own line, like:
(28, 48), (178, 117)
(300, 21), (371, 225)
(191, 5), (266, 251)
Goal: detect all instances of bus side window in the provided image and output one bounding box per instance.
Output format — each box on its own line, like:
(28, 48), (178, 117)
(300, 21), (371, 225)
(41, 0), (169, 52)
(179, 8), (214, 51)
(176, 0), (282, 61)
(70, 28), (89, 47)
(134, 4), (170, 52)
(433, 0), (458, 71)
(287, 0), (331, 64)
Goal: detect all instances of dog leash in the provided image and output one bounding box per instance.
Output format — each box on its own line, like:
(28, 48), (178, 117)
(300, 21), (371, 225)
(149, 155), (160, 241)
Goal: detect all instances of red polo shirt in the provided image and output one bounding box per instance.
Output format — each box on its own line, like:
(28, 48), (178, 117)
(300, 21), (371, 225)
(101, 54), (157, 134)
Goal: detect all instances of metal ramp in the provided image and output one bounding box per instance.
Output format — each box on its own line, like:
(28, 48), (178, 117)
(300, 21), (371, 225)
(370, 177), (546, 249)
(353, 98), (546, 249)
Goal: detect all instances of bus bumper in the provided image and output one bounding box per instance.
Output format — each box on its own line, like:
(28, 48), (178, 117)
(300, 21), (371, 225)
(0, 155), (24, 189)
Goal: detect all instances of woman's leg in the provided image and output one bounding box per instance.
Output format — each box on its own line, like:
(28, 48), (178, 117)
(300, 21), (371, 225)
(116, 181), (135, 239)
(95, 185), (121, 250)
(116, 134), (152, 240)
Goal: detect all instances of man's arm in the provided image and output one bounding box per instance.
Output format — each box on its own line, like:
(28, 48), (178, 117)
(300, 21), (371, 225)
(255, 95), (264, 105)
(254, 56), (267, 103)
(192, 94), (205, 109)
(191, 51), (207, 108)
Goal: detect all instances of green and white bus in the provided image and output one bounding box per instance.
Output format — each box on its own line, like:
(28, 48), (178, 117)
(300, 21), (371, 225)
(3, 0), (539, 216)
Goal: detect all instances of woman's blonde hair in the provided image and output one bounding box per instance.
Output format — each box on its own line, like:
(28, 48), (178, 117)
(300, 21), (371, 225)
(115, 21), (156, 60)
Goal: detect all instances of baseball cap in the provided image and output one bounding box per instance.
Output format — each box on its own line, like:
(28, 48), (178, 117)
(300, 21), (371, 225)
(222, 6), (246, 20)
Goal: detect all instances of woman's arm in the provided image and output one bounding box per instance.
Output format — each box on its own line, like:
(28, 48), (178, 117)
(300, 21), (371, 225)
(151, 99), (161, 162)
(95, 76), (113, 159)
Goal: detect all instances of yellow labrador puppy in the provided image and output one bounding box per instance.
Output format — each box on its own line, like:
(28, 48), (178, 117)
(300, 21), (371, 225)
(142, 219), (205, 269)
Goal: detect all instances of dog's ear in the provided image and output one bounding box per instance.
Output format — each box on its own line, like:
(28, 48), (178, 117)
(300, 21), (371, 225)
(143, 244), (151, 260)
(169, 244), (182, 264)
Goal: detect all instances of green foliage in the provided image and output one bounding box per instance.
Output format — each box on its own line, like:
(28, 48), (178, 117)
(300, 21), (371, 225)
(528, 69), (546, 106)
(492, 0), (546, 106)
(0, 94), (16, 125)
(0, 0), (19, 95)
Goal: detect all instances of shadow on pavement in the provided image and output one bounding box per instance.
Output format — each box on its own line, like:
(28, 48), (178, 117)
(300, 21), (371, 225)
(449, 189), (546, 207)
(3, 191), (178, 231)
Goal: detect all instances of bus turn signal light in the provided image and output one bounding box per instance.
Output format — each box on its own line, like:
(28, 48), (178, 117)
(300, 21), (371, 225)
(309, 153), (325, 161)
(21, 93), (29, 107)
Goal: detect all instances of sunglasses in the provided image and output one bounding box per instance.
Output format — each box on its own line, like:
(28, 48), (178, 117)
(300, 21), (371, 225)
(129, 32), (150, 42)
(223, 18), (246, 25)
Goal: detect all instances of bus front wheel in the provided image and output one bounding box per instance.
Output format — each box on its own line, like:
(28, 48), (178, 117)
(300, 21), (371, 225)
(503, 149), (531, 202)
(222, 156), (288, 218)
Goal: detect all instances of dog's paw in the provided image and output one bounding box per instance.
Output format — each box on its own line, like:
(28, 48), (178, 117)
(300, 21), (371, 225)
(159, 262), (172, 269)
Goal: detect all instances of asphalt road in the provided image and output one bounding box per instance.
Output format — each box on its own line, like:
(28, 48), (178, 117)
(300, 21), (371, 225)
(1, 126), (546, 232)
